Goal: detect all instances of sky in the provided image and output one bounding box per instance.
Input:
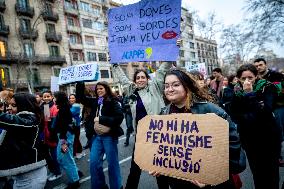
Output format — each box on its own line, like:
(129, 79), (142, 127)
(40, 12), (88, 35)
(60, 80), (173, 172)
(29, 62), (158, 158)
(112, 0), (284, 57)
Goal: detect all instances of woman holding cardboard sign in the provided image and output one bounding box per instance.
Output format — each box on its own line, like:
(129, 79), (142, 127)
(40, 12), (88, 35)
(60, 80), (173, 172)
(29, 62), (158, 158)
(112, 61), (173, 189)
(150, 69), (245, 189)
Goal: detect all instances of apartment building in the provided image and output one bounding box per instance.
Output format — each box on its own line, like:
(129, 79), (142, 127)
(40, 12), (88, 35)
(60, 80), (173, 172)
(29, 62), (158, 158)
(195, 36), (218, 75)
(0, 0), (65, 91)
(179, 7), (198, 68)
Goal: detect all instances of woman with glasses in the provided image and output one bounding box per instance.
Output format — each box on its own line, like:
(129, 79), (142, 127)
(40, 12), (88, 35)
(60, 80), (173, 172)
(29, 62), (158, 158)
(229, 64), (281, 189)
(150, 69), (245, 189)
(112, 62), (173, 189)
(0, 93), (47, 189)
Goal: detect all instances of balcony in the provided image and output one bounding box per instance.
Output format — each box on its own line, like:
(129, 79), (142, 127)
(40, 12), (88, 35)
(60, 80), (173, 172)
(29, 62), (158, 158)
(0, 1), (6, 12)
(15, 4), (34, 18)
(64, 6), (78, 16)
(69, 43), (83, 50)
(42, 11), (59, 22)
(0, 53), (65, 65)
(19, 29), (38, 40)
(45, 0), (56, 3)
(0, 25), (9, 37)
(67, 25), (81, 33)
(46, 32), (62, 43)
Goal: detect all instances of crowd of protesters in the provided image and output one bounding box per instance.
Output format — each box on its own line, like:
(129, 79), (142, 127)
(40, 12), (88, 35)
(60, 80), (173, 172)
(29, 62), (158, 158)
(0, 56), (283, 189)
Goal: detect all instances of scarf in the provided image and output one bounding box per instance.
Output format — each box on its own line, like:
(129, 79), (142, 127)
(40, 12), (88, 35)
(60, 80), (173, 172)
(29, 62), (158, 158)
(234, 79), (267, 97)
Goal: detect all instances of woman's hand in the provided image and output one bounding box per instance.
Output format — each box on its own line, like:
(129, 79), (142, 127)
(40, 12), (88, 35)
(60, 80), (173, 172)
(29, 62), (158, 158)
(61, 143), (68, 153)
(149, 171), (160, 177)
(243, 78), (253, 93)
(189, 180), (207, 188)
(94, 116), (99, 122)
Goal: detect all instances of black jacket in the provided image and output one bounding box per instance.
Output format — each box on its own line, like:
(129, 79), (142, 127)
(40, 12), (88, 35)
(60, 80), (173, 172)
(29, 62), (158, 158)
(0, 111), (46, 177)
(76, 82), (124, 138)
(230, 81), (281, 159)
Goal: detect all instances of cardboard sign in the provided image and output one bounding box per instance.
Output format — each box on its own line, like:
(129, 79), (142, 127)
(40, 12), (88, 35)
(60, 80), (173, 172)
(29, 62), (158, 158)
(108, 0), (181, 63)
(134, 113), (229, 185)
(185, 63), (207, 78)
(58, 63), (100, 85)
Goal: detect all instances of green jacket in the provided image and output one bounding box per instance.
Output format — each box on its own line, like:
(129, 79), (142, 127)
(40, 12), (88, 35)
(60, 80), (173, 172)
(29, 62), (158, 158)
(112, 62), (172, 130)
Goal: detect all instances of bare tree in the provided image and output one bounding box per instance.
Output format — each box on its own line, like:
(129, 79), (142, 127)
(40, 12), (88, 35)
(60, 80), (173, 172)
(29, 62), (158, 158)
(219, 24), (265, 65)
(193, 11), (223, 40)
(244, 0), (284, 45)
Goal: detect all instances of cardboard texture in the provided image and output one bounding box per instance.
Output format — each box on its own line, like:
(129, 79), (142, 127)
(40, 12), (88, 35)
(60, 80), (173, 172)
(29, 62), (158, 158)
(134, 113), (229, 185)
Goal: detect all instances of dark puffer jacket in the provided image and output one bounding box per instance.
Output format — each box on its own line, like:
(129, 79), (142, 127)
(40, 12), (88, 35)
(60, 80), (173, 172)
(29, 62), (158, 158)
(0, 111), (46, 177)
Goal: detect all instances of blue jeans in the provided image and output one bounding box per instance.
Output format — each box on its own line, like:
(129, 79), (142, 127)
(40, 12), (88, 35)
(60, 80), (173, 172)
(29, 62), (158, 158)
(90, 135), (121, 189)
(57, 131), (79, 183)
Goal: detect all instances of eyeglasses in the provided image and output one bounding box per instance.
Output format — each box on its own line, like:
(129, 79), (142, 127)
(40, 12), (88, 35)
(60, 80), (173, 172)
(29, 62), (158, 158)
(164, 81), (182, 90)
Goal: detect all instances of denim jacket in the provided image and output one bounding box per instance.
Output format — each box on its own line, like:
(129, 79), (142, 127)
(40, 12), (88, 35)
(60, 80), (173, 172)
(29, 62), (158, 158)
(161, 98), (246, 174)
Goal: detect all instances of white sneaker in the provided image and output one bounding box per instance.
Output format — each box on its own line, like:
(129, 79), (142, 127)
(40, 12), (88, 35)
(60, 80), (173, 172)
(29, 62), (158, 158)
(48, 174), (62, 181)
(75, 153), (83, 159)
(103, 153), (106, 161)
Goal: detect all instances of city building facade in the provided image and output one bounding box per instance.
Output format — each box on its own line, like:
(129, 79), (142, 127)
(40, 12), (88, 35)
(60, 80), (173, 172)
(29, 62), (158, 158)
(195, 36), (219, 75)
(0, 0), (65, 91)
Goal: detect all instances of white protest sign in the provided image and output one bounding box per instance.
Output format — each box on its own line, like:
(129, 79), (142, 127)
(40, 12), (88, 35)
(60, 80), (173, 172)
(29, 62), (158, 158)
(58, 63), (100, 85)
(186, 63), (207, 78)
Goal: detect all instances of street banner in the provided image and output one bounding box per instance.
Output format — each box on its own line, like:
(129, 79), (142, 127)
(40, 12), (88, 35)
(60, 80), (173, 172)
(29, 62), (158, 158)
(108, 0), (181, 63)
(185, 63), (207, 78)
(134, 113), (229, 185)
(58, 63), (100, 85)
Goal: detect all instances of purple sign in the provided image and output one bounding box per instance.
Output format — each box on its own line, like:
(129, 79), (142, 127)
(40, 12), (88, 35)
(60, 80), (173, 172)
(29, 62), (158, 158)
(108, 0), (181, 63)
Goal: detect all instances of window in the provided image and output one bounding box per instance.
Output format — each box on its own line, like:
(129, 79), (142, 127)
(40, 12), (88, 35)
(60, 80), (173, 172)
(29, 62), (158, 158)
(46, 23), (56, 33)
(87, 52), (96, 61)
(190, 52), (196, 59)
(82, 18), (92, 28)
(93, 21), (103, 30)
(32, 68), (41, 86)
(45, 3), (53, 14)
(71, 51), (83, 61)
(20, 19), (31, 32)
(67, 17), (74, 26)
(69, 34), (77, 44)
(65, 0), (76, 9)
(100, 70), (109, 78)
(49, 45), (60, 56)
(189, 42), (194, 49)
(0, 67), (10, 88)
(92, 5), (100, 16)
(80, 1), (91, 12)
(98, 53), (107, 61)
(179, 50), (184, 57)
(85, 35), (94, 45)
(53, 67), (61, 77)
(17, 0), (28, 8)
(0, 41), (6, 57)
(24, 43), (33, 57)
(188, 34), (193, 40)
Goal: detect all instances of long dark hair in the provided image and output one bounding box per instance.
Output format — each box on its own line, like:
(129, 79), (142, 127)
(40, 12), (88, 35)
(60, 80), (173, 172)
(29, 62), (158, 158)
(94, 81), (116, 99)
(13, 92), (42, 123)
(164, 69), (215, 106)
(53, 91), (70, 110)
